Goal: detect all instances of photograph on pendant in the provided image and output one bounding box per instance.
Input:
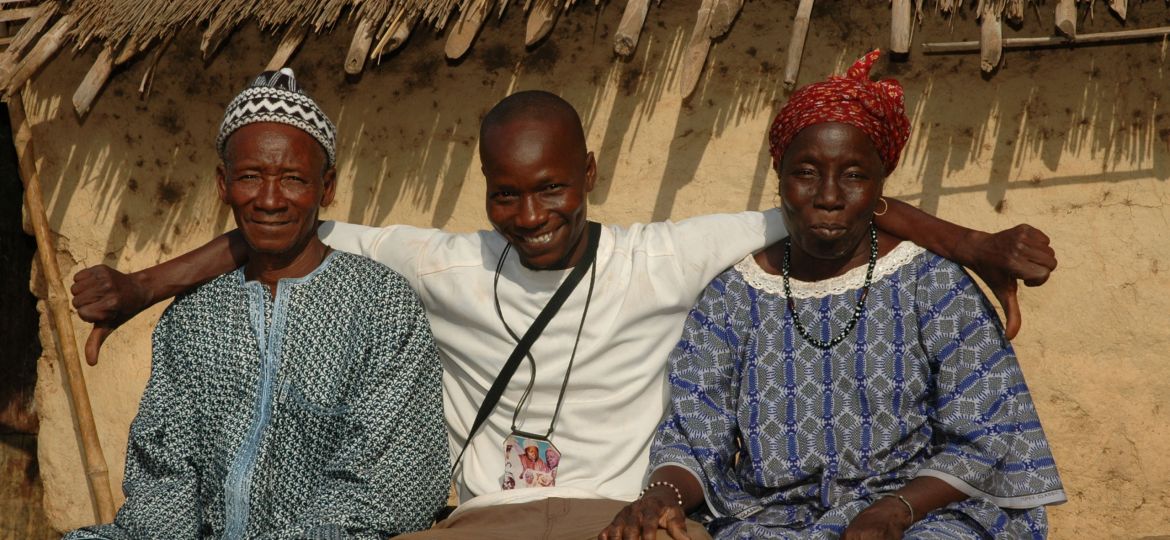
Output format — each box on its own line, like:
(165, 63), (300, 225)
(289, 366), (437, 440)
(503, 433), (559, 489)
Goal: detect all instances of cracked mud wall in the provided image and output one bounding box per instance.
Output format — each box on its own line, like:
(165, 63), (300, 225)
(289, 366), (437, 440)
(20, 2), (1169, 538)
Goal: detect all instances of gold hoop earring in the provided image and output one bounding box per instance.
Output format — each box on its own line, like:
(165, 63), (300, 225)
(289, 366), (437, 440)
(874, 197), (888, 216)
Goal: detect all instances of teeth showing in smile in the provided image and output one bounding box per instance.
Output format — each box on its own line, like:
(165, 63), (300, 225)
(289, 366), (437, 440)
(523, 232), (554, 245)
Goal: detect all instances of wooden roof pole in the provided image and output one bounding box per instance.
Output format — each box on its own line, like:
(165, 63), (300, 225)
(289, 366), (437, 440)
(679, 0), (715, 99)
(891, 0), (912, 55)
(614, 0), (650, 57)
(979, 3), (1002, 73)
(679, 0), (742, 99)
(0, 2), (57, 63)
(72, 45), (115, 118)
(1109, 0), (1127, 21)
(445, 0), (491, 60)
(371, 13), (416, 60)
(7, 89), (116, 524)
(708, 0), (743, 38)
(924, 25), (1170, 53)
(267, 25), (309, 72)
(344, 18), (375, 75)
(138, 33), (175, 98)
(525, 0), (558, 46)
(783, 0), (815, 89)
(4, 12), (76, 97)
(201, 13), (234, 60)
(1056, 0), (1075, 38)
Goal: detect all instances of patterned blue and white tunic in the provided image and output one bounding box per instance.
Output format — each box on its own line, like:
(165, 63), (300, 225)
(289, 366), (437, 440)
(66, 251), (449, 540)
(649, 242), (1066, 539)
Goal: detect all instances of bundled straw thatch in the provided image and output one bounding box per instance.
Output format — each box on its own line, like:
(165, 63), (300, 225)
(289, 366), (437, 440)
(0, 0), (1163, 115)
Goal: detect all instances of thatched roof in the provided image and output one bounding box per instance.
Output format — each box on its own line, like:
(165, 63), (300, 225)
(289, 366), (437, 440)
(0, 0), (1166, 116)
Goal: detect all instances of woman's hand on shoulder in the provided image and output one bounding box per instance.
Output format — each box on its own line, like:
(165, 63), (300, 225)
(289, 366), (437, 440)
(842, 497), (914, 540)
(598, 489), (691, 540)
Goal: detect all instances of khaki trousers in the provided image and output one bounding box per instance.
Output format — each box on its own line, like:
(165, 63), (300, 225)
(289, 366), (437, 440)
(397, 497), (712, 540)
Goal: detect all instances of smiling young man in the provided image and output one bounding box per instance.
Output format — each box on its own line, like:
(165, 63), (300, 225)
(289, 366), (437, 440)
(64, 69), (448, 539)
(71, 90), (1056, 538)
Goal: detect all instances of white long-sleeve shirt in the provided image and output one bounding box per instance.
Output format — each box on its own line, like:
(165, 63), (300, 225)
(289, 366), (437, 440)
(319, 210), (787, 512)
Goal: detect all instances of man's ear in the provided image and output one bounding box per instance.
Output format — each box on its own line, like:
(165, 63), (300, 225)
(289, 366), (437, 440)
(584, 151), (597, 193)
(215, 163), (229, 204)
(321, 166), (337, 207)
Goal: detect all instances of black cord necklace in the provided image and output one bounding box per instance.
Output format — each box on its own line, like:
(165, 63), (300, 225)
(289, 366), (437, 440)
(492, 242), (596, 439)
(782, 223), (878, 350)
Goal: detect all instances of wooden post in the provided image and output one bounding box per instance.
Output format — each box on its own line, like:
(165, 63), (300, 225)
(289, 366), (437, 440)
(784, 0), (815, 88)
(267, 25), (309, 72)
(344, 18), (375, 75)
(891, 0), (912, 54)
(445, 0), (490, 60)
(525, 0), (558, 46)
(72, 45), (115, 118)
(979, 5), (1002, 73)
(614, 0), (650, 57)
(679, 0), (715, 99)
(1055, 0), (1075, 38)
(6, 90), (116, 524)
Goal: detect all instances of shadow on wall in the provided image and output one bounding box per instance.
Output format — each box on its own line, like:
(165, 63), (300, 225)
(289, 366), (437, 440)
(22, 0), (1170, 259)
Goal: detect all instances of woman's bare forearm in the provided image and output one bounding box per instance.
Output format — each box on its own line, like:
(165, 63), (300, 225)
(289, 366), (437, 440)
(875, 198), (978, 264)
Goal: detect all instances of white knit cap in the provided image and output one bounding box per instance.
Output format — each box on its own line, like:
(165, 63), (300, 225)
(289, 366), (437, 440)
(216, 67), (337, 166)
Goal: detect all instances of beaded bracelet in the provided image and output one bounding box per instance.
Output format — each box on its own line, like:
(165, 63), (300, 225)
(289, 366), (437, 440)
(640, 481), (684, 508)
(879, 493), (915, 523)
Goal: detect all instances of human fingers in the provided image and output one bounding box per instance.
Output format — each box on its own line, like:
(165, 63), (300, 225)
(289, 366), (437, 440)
(603, 504), (649, 540)
(85, 325), (113, 366)
(1019, 245), (1058, 286)
(661, 509), (692, 540)
(1009, 256), (1053, 288)
(71, 267), (111, 308)
(994, 284), (1022, 340)
(637, 502), (668, 540)
(75, 294), (120, 324)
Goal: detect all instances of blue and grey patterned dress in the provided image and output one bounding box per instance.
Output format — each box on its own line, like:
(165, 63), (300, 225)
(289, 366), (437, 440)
(649, 242), (1066, 539)
(66, 251), (448, 540)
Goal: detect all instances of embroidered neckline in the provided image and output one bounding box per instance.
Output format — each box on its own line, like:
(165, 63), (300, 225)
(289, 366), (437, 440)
(735, 241), (925, 299)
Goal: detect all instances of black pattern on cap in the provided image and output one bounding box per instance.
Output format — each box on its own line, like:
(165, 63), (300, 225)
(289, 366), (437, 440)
(216, 68), (337, 166)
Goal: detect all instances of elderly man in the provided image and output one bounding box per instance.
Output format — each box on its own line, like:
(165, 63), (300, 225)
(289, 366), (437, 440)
(71, 90), (1055, 538)
(65, 69), (448, 540)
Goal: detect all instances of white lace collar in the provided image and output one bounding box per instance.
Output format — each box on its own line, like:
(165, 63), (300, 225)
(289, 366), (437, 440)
(734, 241), (925, 299)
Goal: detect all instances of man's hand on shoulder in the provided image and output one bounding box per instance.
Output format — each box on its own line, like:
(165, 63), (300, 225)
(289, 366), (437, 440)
(71, 265), (150, 366)
(958, 224), (1057, 340)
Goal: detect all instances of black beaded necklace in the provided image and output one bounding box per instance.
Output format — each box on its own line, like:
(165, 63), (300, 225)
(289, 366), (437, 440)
(782, 223), (878, 350)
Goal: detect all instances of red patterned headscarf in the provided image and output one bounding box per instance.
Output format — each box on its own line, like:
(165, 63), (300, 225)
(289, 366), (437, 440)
(768, 49), (910, 175)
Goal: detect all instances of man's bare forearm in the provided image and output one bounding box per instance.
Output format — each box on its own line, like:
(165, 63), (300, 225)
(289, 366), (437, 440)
(135, 229), (249, 306)
(876, 198), (979, 266)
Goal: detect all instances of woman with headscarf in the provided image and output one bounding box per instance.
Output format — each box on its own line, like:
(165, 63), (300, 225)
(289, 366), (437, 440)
(599, 51), (1066, 540)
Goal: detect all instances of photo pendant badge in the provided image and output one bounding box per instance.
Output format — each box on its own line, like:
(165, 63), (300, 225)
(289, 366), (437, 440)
(502, 432), (560, 490)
